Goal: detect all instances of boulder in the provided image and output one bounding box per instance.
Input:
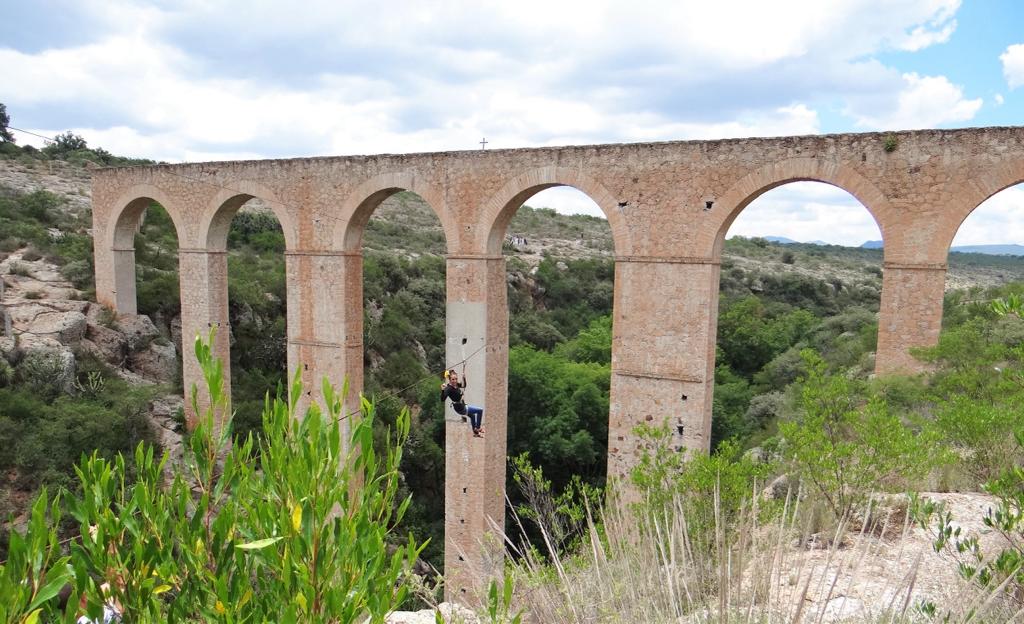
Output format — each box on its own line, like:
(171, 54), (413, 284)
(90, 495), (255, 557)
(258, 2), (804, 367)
(115, 314), (161, 352)
(386, 603), (479, 624)
(823, 597), (865, 621)
(25, 310), (87, 343)
(85, 321), (128, 365)
(115, 367), (155, 386)
(762, 474), (792, 501)
(129, 340), (178, 383)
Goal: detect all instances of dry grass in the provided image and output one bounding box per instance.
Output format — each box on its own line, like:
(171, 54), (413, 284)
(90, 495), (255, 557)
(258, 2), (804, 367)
(487, 487), (1021, 624)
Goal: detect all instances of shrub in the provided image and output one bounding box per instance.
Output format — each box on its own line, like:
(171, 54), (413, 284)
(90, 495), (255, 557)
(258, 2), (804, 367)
(934, 396), (1024, 486)
(0, 360), (12, 387)
(59, 258), (92, 289)
(9, 333), (424, 621)
(631, 420), (775, 528)
(15, 350), (68, 399)
(912, 429), (1024, 608)
(7, 262), (31, 277)
(779, 350), (942, 519)
(0, 490), (74, 624)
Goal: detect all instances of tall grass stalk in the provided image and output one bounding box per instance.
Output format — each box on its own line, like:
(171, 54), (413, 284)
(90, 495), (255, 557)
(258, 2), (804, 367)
(495, 486), (1017, 623)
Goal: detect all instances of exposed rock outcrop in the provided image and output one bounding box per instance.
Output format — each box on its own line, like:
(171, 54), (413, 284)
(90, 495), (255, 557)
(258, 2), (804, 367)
(1, 248), (180, 398)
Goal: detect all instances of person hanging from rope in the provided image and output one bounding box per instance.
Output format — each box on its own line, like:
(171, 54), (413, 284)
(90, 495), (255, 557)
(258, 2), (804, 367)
(441, 367), (484, 437)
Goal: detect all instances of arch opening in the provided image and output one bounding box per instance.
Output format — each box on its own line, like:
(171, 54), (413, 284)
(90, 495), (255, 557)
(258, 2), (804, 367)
(481, 169), (629, 257)
(498, 185), (615, 547)
(215, 196), (290, 441)
(356, 189), (448, 569)
(713, 181), (883, 449)
(943, 182), (1024, 322)
(126, 201), (185, 391)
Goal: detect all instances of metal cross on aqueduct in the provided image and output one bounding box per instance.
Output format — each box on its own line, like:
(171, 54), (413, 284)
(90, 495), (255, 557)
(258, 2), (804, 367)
(90, 126), (1024, 601)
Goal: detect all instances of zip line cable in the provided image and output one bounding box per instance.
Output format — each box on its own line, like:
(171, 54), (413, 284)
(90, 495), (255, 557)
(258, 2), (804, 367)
(336, 341), (487, 422)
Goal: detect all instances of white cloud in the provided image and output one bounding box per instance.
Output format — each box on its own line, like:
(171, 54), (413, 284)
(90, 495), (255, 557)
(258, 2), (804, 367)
(1002, 43), (1024, 89)
(994, 93), (1005, 106)
(848, 72), (982, 130)
(0, 0), (970, 167)
(727, 182), (881, 246)
(952, 184), (1024, 246)
(527, 187), (604, 218)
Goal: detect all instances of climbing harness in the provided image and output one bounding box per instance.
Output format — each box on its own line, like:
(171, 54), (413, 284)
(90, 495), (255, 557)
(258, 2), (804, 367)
(339, 342), (487, 422)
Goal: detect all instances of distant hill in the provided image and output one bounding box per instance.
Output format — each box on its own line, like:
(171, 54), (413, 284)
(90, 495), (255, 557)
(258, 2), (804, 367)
(861, 240), (1024, 256)
(764, 237), (839, 246)
(950, 244), (1024, 256)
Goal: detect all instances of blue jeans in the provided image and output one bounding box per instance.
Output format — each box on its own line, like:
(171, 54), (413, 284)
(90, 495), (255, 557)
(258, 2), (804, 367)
(466, 405), (483, 430)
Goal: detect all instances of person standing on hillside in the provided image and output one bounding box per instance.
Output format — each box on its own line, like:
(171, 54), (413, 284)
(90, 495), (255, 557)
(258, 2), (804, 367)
(441, 369), (484, 437)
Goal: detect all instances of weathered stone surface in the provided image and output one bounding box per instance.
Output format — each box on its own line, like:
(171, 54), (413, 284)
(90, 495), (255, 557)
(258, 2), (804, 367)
(89, 126), (1024, 601)
(85, 321), (128, 365)
(129, 340), (178, 384)
(24, 310), (87, 343)
(386, 603), (479, 624)
(114, 314), (161, 351)
(147, 394), (185, 484)
(762, 474), (793, 501)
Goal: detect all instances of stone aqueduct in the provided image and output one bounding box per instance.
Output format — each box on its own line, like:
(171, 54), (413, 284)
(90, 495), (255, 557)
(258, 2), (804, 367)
(92, 126), (1024, 598)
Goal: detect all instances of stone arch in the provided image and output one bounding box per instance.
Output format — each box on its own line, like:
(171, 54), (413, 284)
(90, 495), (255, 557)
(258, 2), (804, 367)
(199, 181), (298, 251)
(479, 167), (631, 255)
(106, 183), (187, 251)
(710, 158), (892, 256)
(103, 184), (187, 314)
(934, 158), (1024, 256)
(333, 171), (452, 253)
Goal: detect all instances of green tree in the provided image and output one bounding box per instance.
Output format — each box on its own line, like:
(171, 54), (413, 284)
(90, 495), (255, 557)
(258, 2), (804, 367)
(0, 102), (14, 143)
(780, 350), (941, 519)
(52, 130), (87, 152)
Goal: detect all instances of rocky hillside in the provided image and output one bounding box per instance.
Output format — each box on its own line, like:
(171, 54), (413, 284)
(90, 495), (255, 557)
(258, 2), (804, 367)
(0, 247), (185, 488)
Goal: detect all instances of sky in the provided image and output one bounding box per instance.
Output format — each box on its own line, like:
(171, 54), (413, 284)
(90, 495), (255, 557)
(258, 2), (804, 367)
(1, 0), (1021, 247)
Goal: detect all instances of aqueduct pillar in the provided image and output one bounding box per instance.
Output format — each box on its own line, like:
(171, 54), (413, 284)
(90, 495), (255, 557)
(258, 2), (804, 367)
(876, 263), (948, 374)
(177, 248), (231, 426)
(608, 257), (720, 479)
(444, 254), (507, 601)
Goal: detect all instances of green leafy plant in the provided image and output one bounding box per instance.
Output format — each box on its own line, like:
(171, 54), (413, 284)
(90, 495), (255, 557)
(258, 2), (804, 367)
(0, 489), (74, 624)
(510, 452), (602, 555)
(483, 574), (523, 624)
(883, 134), (899, 152)
(3, 331), (425, 621)
(779, 350), (941, 519)
(71, 370), (105, 397)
